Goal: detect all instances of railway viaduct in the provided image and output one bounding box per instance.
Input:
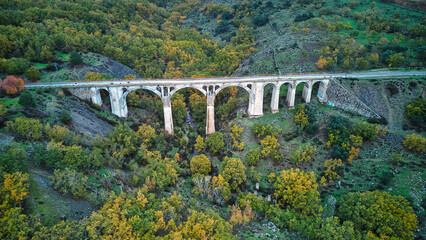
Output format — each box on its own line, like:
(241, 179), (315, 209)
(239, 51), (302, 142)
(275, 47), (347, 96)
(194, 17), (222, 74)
(26, 71), (426, 135)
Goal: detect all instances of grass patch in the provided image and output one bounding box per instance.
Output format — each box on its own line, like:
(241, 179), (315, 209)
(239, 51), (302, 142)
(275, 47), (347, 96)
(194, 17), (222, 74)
(28, 176), (60, 227)
(55, 51), (70, 61)
(0, 96), (21, 108)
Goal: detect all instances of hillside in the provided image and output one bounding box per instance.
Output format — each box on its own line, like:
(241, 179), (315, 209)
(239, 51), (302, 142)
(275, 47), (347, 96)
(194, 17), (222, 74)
(0, 0), (425, 239)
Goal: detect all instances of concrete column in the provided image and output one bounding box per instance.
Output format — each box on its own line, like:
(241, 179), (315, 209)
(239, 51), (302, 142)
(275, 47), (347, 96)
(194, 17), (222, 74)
(206, 95), (215, 135)
(249, 82), (264, 118)
(109, 87), (127, 117)
(317, 80), (329, 103)
(162, 96), (174, 134)
(302, 83), (312, 103)
(271, 85), (280, 113)
(90, 87), (102, 106)
(286, 84), (296, 109)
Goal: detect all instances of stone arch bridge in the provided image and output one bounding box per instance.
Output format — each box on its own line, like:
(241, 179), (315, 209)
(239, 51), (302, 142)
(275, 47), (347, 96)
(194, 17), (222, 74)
(26, 71), (426, 135)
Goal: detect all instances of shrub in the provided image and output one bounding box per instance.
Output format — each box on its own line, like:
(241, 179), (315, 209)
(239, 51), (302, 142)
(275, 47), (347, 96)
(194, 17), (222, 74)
(0, 142), (27, 173)
(195, 135), (205, 152)
(190, 154), (211, 176)
(247, 148), (261, 166)
(353, 122), (378, 141)
(252, 14), (268, 27)
(289, 144), (316, 164)
(252, 123), (279, 138)
(328, 115), (351, 131)
(24, 67), (40, 81)
(6, 58), (30, 75)
(260, 135), (280, 159)
(331, 145), (349, 160)
(206, 132), (225, 154)
(50, 168), (87, 198)
(274, 168), (321, 216)
(221, 11), (233, 20)
(19, 92), (36, 108)
(69, 50), (83, 65)
(215, 20), (230, 35)
(220, 157), (246, 191)
(305, 123), (319, 134)
(323, 159), (343, 182)
(402, 133), (425, 152)
(405, 97), (425, 129)
(6, 117), (43, 140)
(294, 13), (314, 22)
(60, 109), (72, 124)
(337, 191), (418, 239)
(1, 75), (25, 95)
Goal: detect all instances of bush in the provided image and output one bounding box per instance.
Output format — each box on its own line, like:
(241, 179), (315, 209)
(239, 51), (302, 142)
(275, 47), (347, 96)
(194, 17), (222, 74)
(0, 142), (27, 173)
(221, 157), (246, 191)
(247, 148), (261, 166)
(331, 145), (349, 160)
(305, 123), (319, 134)
(294, 13), (314, 22)
(405, 97), (425, 129)
(252, 14), (268, 27)
(50, 168), (87, 198)
(215, 20), (230, 35)
(252, 123), (279, 138)
(19, 92), (36, 108)
(402, 133), (425, 152)
(206, 132), (225, 154)
(69, 50), (83, 65)
(190, 154), (211, 176)
(353, 122), (378, 141)
(221, 11), (233, 20)
(60, 109), (72, 124)
(6, 58), (30, 75)
(289, 144), (316, 164)
(337, 191), (418, 239)
(24, 67), (40, 81)
(328, 115), (351, 131)
(1, 75), (25, 95)
(6, 117), (43, 140)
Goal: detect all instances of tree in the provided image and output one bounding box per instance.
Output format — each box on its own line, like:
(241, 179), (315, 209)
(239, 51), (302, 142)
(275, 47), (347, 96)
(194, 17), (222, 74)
(220, 157), (246, 191)
(19, 92), (36, 108)
(252, 14), (268, 27)
(6, 117), (43, 140)
(171, 93), (187, 126)
(323, 159), (344, 181)
(0, 142), (27, 174)
(402, 133), (425, 152)
(337, 191), (418, 239)
(260, 135), (280, 159)
(0, 102), (7, 119)
(230, 124), (244, 150)
(274, 168), (321, 216)
(0, 36), (12, 58)
(135, 124), (156, 146)
(60, 110), (72, 124)
(211, 174), (231, 203)
(206, 132), (225, 154)
(194, 135), (205, 152)
(1, 75), (25, 95)
(24, 67), (40, 82)
(353, 122), (378, 141)
(40, 45), (53, 62)
(69, 50), (83, 65)
(405, 97), (425, 129)
(294, 105), (309, 129)
(387, 53), (404, 68)
(190, 154), (211, 176)
(247, 148), (261, 166)
(289, 144), (316, 164)
(50, 168), (87, 198)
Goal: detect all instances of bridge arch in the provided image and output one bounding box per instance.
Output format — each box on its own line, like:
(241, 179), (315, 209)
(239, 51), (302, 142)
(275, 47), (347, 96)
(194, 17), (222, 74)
(169, 85), (206, 99)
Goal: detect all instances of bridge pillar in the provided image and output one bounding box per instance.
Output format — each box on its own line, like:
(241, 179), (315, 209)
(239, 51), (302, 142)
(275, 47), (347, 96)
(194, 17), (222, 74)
(317, 80), (329, 103)
(302, 83), (312, 103)
(109, 87), (127, 117)
(90, 87), (103, 106)
(286, 84), (296, 109)
(271, 85), (280, 113)
(162, 96), (174, 135)
(249, 82), (264, 118)
(206, 95), (215, 135)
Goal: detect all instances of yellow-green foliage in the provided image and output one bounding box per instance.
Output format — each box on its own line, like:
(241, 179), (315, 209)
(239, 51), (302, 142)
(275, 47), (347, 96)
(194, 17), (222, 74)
(190, 154), (211, 176)
(294, 104), (309, 129)
(260, 135), (280, 158)
(220, 157), (246, 191)
(274, 168), (321, 216)
(290, 144), (316, 164)
(50, 168), (88, 198)
(194, 135), (205, 152)
(337, 191), (418, 239)
(6, 117), (43, 140)
(323, 159), (344, 181)
(402, 133), (426, 152)
(230, 124), (244, 150)
(135, 124), (156, 146)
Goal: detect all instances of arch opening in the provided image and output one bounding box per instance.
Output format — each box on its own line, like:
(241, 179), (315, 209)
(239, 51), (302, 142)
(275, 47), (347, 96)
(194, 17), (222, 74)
(172, 87), (207, 135)
(99, 89), (111, 109)
(311, 81), (325, 103)
(263, 83), (276, 113)
(125, 88), (164, 127)
(214, 85), (249, 130)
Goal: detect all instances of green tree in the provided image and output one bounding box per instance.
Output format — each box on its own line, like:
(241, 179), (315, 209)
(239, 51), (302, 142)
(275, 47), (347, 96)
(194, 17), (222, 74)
(6, 58), (30, 75)
(405, 97), (425, 129)
(190, 154), (211, 175)
(19, 92), (36, 108)
(387, 53), (404, 68)
(206, 132), (225, 154)
(171, 92), (187, 126)
(0, 142), (27, 174)
(24, 67), (40, 82)
(0, 36), (11, 58)
(69, 50), (83, 65)
(6, 117), (43, 140)
(337, 191), (418, 239)
(246, 148), (261, 166)
(220, 157), (246, 191)
(60, 110), (72, 124)
(274, 168), (321, 216)
(289, 144), (316, 164)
